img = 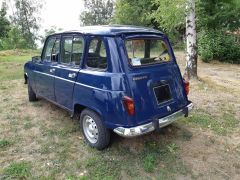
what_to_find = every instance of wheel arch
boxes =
[73,103,104,120]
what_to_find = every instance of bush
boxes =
[198,30,240,64]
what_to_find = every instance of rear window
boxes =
[125,39,171,66]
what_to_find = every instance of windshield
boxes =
[125,38,171,66]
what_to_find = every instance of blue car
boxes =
[24,25,193,150]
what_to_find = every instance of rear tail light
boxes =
[122,96,135,116]
[183,79,190,95]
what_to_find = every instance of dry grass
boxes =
[0,50,239,179]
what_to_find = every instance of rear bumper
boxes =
[113,102,193,137]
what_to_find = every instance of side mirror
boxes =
[32,56,41,62]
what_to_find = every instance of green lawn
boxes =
[0,50,40,81]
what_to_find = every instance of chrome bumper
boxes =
[113,102,193,137]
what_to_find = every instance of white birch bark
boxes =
[185,0,197,79]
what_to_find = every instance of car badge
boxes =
[167,106,171,112]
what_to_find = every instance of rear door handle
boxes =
[49,68,55,73]
[68,73,76,78]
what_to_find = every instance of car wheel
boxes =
[28,83,37,102]
[80,109,110,150]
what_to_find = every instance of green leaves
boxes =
[0,1,10,39]
[80,0,114,26]
[197,0,240,31]
[113,0,154,27]
[197,0,240,30]
[0,0,43,50]
[198,30,240,64]
[12,0,43,49]
[152,0,186,32]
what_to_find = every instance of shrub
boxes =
[198,30,240,64]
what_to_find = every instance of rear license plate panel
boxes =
[153,84,172,104]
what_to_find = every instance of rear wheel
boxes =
[80,109,110,150]
[28,83,37,102]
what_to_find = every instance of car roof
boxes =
[53,25,164,36]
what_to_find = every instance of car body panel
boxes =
[34,61,56,101]
[54,65,80,110]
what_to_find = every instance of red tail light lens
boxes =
[122,96,135,116]
[183,79,190,95]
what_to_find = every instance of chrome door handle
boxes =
[49,68,55,73]
[68,73,76,78]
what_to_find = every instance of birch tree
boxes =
[152,0,198,79]
[185,0,197,79]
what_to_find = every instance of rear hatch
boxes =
[123,35,189,125]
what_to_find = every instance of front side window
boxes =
[42,37,60,62]
[86,38,107,70]
[51,39,60,62]
[125,39,171,66]
[61,36,84,66]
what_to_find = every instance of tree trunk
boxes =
[185,0,197,80]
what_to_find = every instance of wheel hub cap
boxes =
[82,115,99,144]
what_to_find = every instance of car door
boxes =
[54,35,84,110]
[34,36,60,101]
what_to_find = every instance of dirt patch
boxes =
[175,51,240,179]
[180,130,240,179]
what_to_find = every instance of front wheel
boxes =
[80,109,110,150]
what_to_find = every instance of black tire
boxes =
[28,83,37,102]
[80,109,110,150]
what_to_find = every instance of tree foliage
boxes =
[80,0,114,26]
[113,0,158,28]
[0,1,10,39]
[0,0,43,50]
[40,26,63,44]
[11,0,43,48]
[151,0,186,44]
[197,0,240,31]
[198,30,240,64]
[114,0,240,63]
[152,0,185,32]
[197,0,240,63]
[1,27,27,49]
[113,0,185,43]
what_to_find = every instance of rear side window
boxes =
[62,37,72,64]
[61,36,84,66]
[42,37,60,62]
[125,39,171,66]
[72,37,84,65]
[86,38,107,70]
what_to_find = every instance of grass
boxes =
[42,125,79,137]
[0,139,11,148]
[0,49,239,179]
[181,110,239,135]
[143,153,157,172]
[0,49,40,81]
[3,162,32,179]
[81,140,190,179]
[84,156,119,179]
